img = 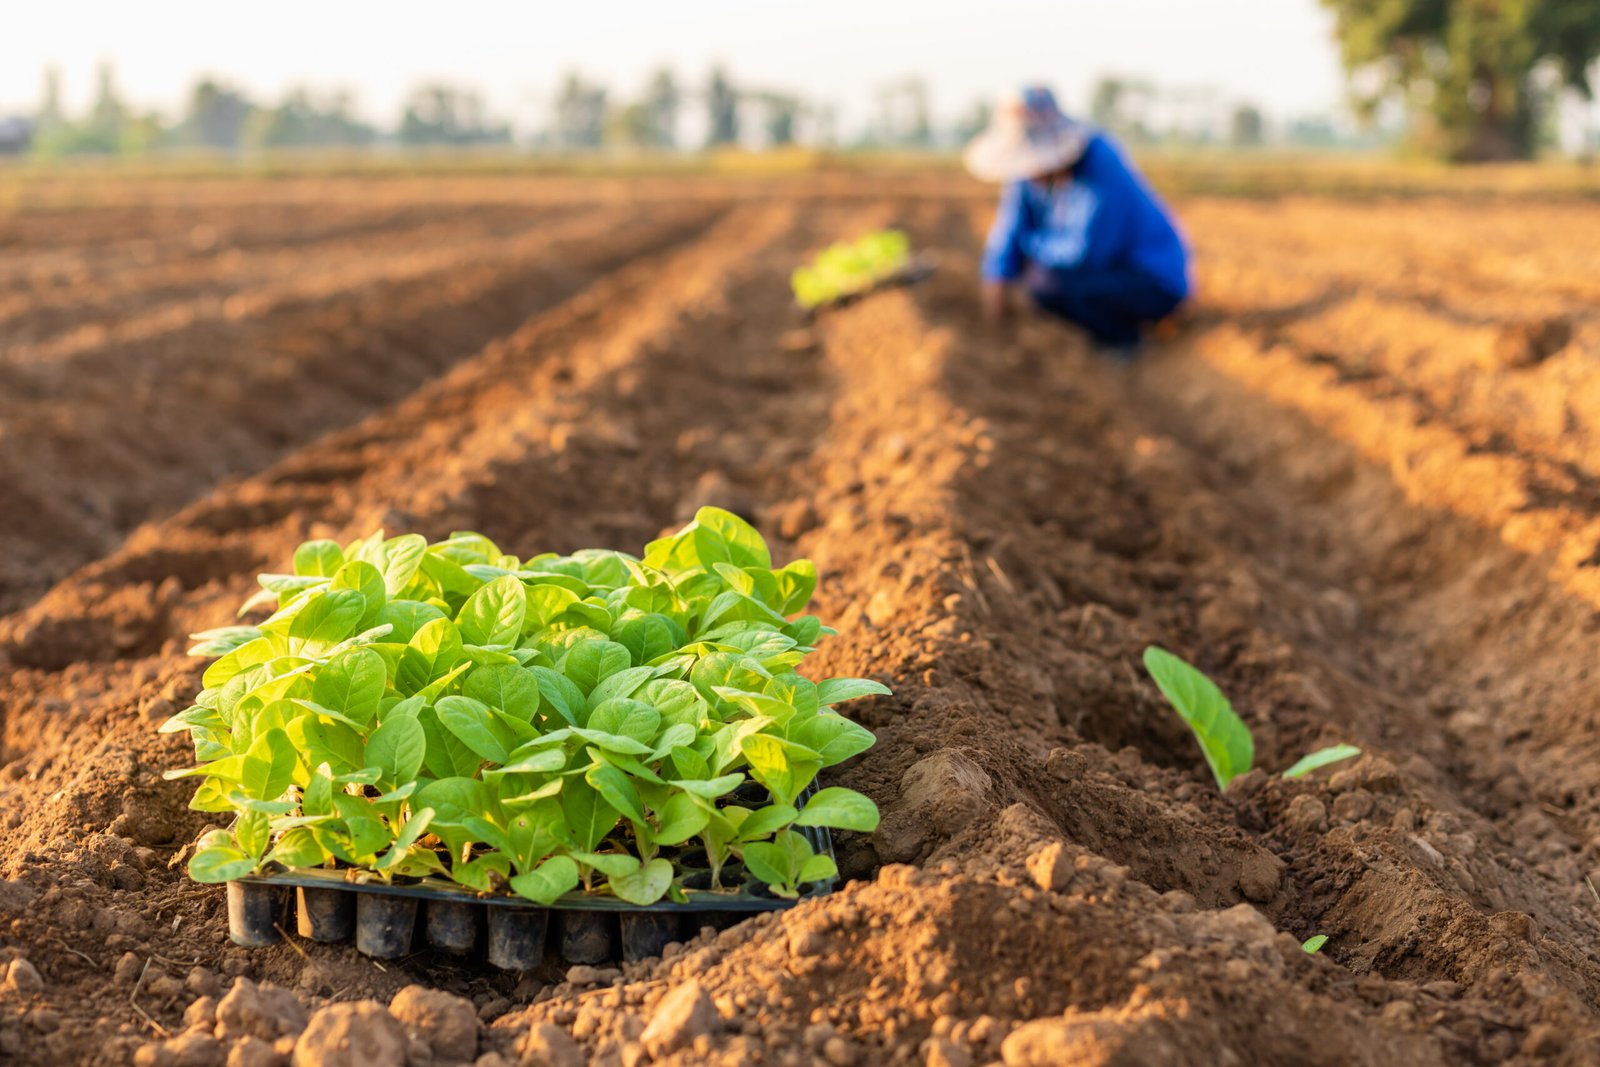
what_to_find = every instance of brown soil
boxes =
[3,176,1600,1065]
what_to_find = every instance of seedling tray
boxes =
[800,254,938,315]
[225,822,835,969]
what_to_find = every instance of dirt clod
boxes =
[517,1022,584,1067]
[640,980,718,1059]
[292,1001,407,1067]
[389,985,479,1063]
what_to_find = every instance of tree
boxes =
[1089,75,1154,141]
[551,72,607,149]
[706,66,739,147]
[1230,104,1265,147]
[400,85,511,148]
[1320,0,1600,161]
[181,79,255,152]
[644,68,680,149]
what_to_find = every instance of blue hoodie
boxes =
[980,131,1191,300]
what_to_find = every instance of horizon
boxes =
[4,1,1349,135]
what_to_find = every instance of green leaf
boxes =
[563,640,633,693]
[189,845,257,883]
[569,851,641,877]
[240,728,296,801]
[457,574,527,647]
[739,841,790,892]
[365,713,426,786]
[588,698,661,745]
[695,507,771,569]
[381,534,429,597]
[1303,935,1328,954]
[736,803,798,841]
[398,617,464,691]
[793,787,880,832]
[377,599,448,644]
[532,666,587,726]
[608,857,673,905]
[435,695,512,764]
[234,810,270,859]
[1142,646,1255,791]
[560,778,621,851]
[464,664,542,722]
[266,828,328,869]
[294,540,346,578]
[799,853,837,885]
[311,647,387,726]
[655,792,711,846]
[816,677,891,706]
[1283,744,1362,780]
[787,713,875,767]
[586,763,647,825]
[329,561,387,631]
[510,855,580,905]
[288,588,367,653]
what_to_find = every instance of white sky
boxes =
[2,1,1347,132]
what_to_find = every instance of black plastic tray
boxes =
[224,811,835,969]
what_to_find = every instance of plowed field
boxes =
[3,175,1600,1066]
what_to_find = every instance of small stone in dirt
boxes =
[4,957,42,994]
[822,1036,859,1067]
[142,696,176,723]
[389,985,478,1063]
[1026,842,1073,893]
[641,980,717,1059]
[1332,790,1375,822]
[875,750,991,864]
[218,978,309,1042]
[787,927,826,957]
[292,1002,406,1067]
[563,965,620,986]
[517,1022,583,1067]
[160,1031,225,1067]
[228,1035,288,1067]
[1236,849,1285,903]
[922,1036,972,1067]
[114,952,144,986]
[1284,795,1328,833]
[185,996,219,1032]
[1001,1016,1169,1066]
[187,967,222,997]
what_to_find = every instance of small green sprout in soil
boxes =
[1302,934,1329,954]
[791,229,912,309]
[164,507,888,906]
[1141,647,1361,790]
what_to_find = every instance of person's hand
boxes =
[982,281,1011,328]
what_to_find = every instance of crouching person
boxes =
[965,86,1191,358]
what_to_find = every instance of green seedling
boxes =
[1302,934,1329,954]
[1282,744,1362,779]
[167,508,890,906]
[791,229,912,309]
[1142,646,1254,790]
[1142,647,1361,791]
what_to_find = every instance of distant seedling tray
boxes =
[224,808,835,969]
[799,254,938,316]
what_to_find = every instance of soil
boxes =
[3,176,1600,1065]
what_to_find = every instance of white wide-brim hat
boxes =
[963,86,1090,183]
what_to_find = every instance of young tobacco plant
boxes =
[1141,647,1360,791]
[791,229,912,310]
[165,508,890,906]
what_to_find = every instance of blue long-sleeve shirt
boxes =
[980,131,1191,300]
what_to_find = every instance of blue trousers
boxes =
[1024,263,1184,347]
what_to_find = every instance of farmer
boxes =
[965,86,1191,357]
